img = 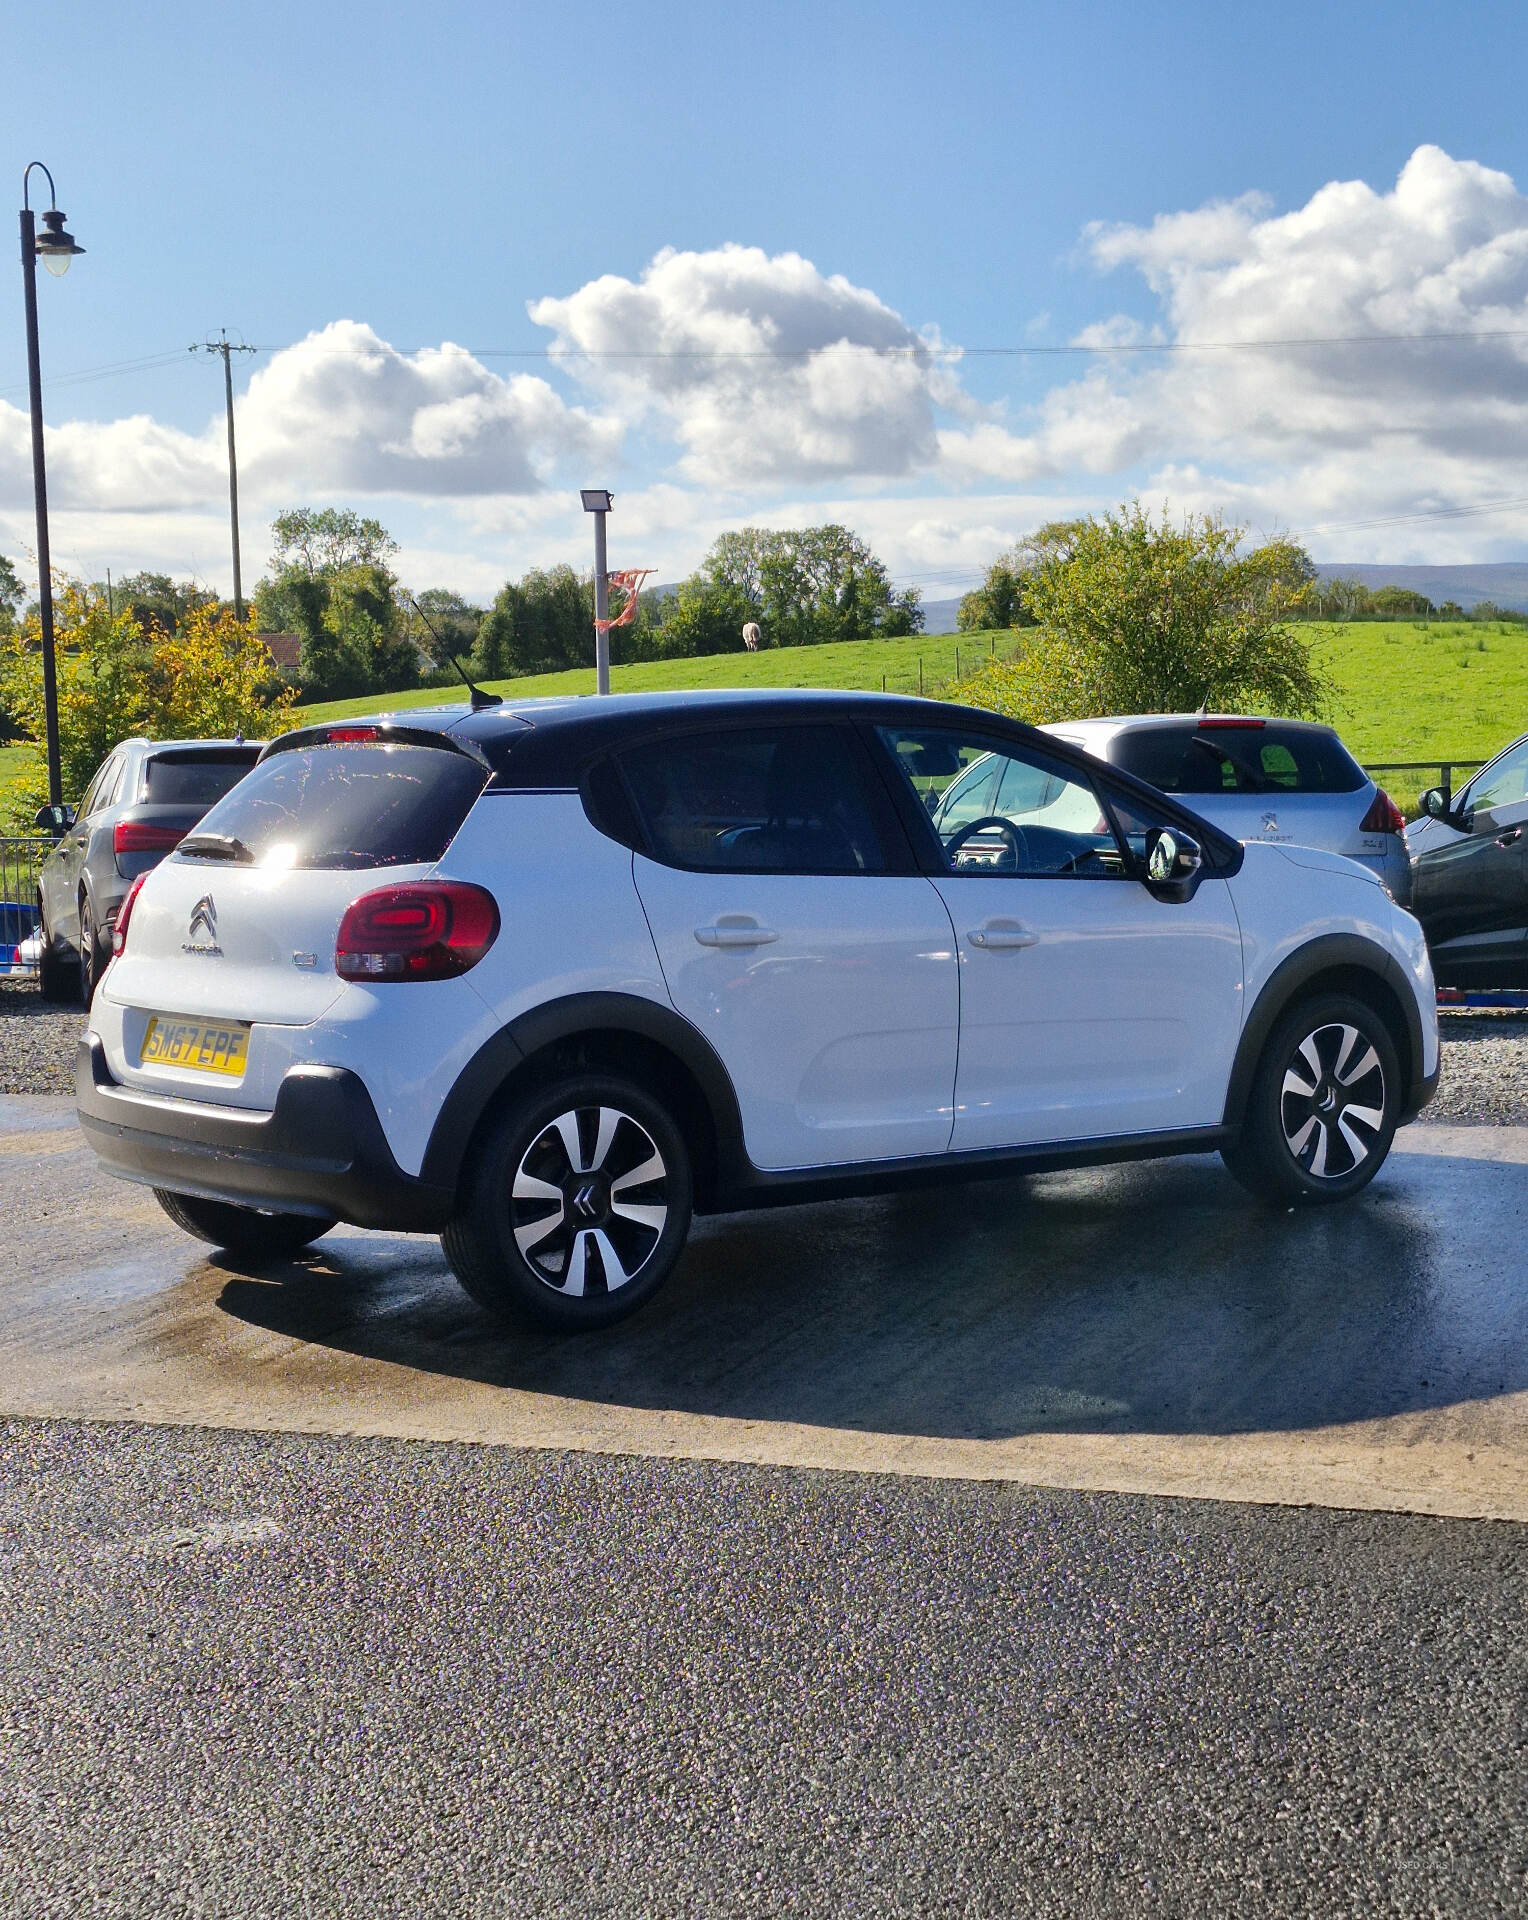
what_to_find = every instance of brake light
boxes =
[112,873,148,956]
[335,882,499,981]
[324,727,383,744]
[114,820,187,855]
[1360,787,1406,835]
[1197,717,1266,729]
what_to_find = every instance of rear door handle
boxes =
[968,920,1040,949]
[1498,827,1523,848]
[695,919,779,948]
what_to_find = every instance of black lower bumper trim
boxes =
[75,1036,454,1231]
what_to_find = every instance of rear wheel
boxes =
[154,1189,336,1260]
[36,904,77,1004]
[78,895,107,1007]
[1222,992,1401,1206]
[442,1073,693,1332]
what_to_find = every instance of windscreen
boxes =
[176,742,488,870]
[141,750,260,807]
[1110,724,1366,796]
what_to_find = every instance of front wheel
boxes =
[1222,993,1401,1206]
[78,895,107,1007]
[155,1189,336,1260]
[442,1074,693,1331]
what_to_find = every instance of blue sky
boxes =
[5,0,1528,600]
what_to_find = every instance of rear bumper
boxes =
[75,1035,454,1231]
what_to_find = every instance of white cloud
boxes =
[529,244,953,484]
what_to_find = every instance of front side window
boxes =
[1463,739,1528,815]
[879,728,1120,876]
[621,726,887,874]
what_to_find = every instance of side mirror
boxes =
[32,803,74,837]
[1421,787,1448,820]
[1144,827,1203,902]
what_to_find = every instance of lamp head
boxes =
[36,207,84,276]
[580,488,613,513]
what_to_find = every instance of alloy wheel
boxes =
[508,1105,670,1296]
[1279,1021,1387,1180]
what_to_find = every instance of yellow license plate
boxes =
[140,1015,250,1078]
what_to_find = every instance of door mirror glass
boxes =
[1420,787,1448,820]
[1144,827,1203,900]
[32,802,74,836]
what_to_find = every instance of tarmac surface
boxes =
[2,1417,1525,1918]
[4,1094,1528,1518]
[5,1097,1528,1914]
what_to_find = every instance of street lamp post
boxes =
[20,163,84,809]
[581,488,613,695]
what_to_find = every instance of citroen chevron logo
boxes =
[188,895,217,943]
[572,1181,601,1222]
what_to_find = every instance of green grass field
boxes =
[5,620,1522,807]
[297,620,1528,780]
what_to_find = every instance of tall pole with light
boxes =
[19,163,84,809]
[581,488,613,694]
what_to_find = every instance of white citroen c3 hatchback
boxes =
[78,691,1438,1330]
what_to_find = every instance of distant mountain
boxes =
[920,596,965,635]
[1317,562,1528,611]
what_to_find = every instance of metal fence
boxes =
[0,837,50,980]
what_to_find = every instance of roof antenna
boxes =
[407,594,501,710]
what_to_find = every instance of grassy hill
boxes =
[298,620,1528,776]
[6,620,1524,805]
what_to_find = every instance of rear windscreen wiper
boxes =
[1189,733,1270,793]
[178,832,255,862]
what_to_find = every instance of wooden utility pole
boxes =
[193,331,257,619]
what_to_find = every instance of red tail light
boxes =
[335,882,499,982]
[1359,787,1406,835]
[114,820,187,856]
[111,873,148,956]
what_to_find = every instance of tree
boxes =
[0,553,22,631]
[957,522,1091,631]
[254,509,410,698]
[408,589,483,671]
[475,566,595,679]
[100,570,218,636]
[0,578,296,826]
[267,508,398,578]
[664,524,920,652]
[955,502,1328,725]
[1371,585,1433,618]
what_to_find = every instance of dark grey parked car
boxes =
[35,737,262,1003]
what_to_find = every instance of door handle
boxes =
[968,920,1040,949]
[695,919,779,949]
[1497,827,1523,848]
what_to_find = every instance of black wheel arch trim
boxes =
[419,991,749,1206]
[1221,933,1434,1132]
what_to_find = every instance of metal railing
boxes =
[1361,759,1487,812]
[0,836,51,979]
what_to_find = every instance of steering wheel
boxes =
[944,815,1026,870]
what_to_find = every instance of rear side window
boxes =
[620,726,887,873]
[178,742,488,870]
[1110,724,1366,795]
[141,750,260,807]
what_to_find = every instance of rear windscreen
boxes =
[141,751,260,807]
[176,742,488,870]
[1110,725,1366,796]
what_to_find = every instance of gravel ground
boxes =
[0,978,81,1094]
[0,1418,1523,1918]
[4,975,1526,1121]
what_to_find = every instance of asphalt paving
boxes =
[5,1095,1528,1516]
[1,1416,1523,1918]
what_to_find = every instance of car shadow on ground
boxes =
[212,1146,1528,1441]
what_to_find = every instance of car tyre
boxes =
[442,1073,693,1332]
[154,1189,336,1260]
[36,905,77,1004]
[78,894,108,1007]
[1222,992,1401,1207]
